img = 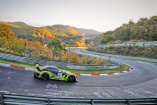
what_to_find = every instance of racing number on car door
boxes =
[57,73,62,77]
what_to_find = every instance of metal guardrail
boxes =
[0,93,157,105]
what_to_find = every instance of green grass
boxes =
[61,63,130,74]
[0,58,35,69]
[0,58,130,74]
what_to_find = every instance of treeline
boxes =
[101,16,157,44]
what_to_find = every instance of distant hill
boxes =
[0,22,83,44]
[11,22,33,29]
[73,27,103,39]
[93,34,104,45]
[0,21,103,45]
[0,21,33,30]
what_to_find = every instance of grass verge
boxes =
[0,58,35,69]
[61,63,130,74]
[0,58,130,74]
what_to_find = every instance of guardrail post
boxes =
[127,99,130,105]
[0,93,4,105]
[91,99,94,105]
[48,98,50,105]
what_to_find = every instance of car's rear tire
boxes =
[67,75,75,82]
[34,72,39,78]
[41,73,49,80]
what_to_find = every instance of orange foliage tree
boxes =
[62,52,72,63]
[23,40,51,60]
[0,24,15,41]
[72,53,79,64]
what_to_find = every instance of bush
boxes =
[87,57,96,64]
[79,55,87,64]
[53,56,61,62]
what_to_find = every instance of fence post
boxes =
[108,56,111,65]
[48,98,50,105]
[51,49,53,61]
[87,55,88,64]
[24,43,26,57]
[0,93,4,105]
[91,99,94,105]
[127,99,130,105]
[68,40,71,63]
[99,56,102,65]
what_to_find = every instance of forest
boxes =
[100,16,157,44]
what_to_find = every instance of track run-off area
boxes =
[0,48,157,99]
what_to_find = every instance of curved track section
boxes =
[0,48,157,99]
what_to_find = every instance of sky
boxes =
[0,0,157,32]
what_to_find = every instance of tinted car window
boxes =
[40,67,48,71]
[49,67,59,73]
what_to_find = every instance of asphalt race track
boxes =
[0,48,157,99]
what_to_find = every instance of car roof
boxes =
[42,66,59,69]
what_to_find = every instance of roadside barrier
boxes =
[0,52,120,70]
[0,93,157,105]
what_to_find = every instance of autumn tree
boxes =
[79,55,87,64]
[80,38,86,47]
[0,24,15,40]
[61,43,66,49]
[5,37,25,54]
[74,41,82,47]
[62,52,72,63]
[72,53,79,64]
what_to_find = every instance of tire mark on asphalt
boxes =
[93,88,122,98]
[44,83,74,98]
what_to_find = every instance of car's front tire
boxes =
[67,75,76,82]
[41,73,49,80]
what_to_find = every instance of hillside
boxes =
[0,21,33,30]
[0,21,104,45]
[0,22,79,45]
[93,16,157,45]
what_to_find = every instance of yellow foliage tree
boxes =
[74,41,82,47]
[0,24,15,41]
[62,52,72,63]
[95,58,106,65]
[79,55,87,64]
[80,38,86,47]
[72,53,79,64]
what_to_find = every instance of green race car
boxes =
[34,66,78,82]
